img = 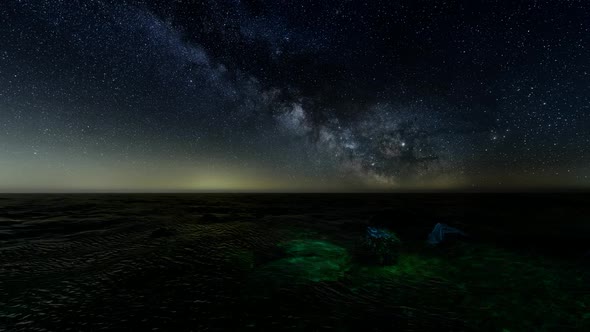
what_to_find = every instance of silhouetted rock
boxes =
[427,223,466,245]
[368,209,435,240]
[359,227,401,265]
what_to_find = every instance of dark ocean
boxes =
[1,194,589,331]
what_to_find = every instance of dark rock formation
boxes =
[360,227,401,266]
[427,223,466,245]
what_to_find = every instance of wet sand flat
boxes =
[0,194,589,331]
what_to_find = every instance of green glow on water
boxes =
[260,239,351,282]
[240,234,590,331]
[357,254,448,280]
[280,239,348,259]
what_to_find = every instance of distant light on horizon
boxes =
[0,1,589,192]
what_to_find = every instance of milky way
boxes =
[1,0,589,191]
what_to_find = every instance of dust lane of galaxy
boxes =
[1,0,589,191]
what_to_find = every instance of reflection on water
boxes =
[0,194,589,331]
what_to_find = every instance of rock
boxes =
[150,227,175,238]
[427,223,466,245]
[360,227,401,266]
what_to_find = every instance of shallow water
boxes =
[0,194,589,331]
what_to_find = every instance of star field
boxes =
[0,0,589,191]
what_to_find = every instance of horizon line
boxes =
[0,188,588,194]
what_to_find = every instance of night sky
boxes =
[1,0,589,192]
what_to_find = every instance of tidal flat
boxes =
[0,194,589,331]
